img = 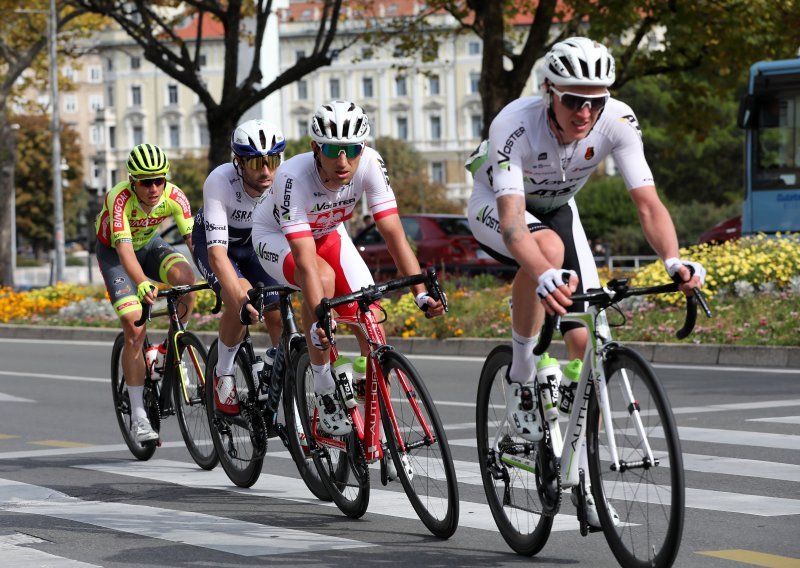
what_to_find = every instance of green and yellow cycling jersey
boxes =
[95,181,193,250]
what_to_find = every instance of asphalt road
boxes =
[0,337,798,567]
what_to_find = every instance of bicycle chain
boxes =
[243,399,268,459]
[536,423,562,517]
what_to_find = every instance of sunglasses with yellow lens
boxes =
[241,154,281,171]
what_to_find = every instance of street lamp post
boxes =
[49,0,65,283]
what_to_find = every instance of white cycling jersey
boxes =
[466,96,654,214]
[202,162,264,248]
[254,146,398,240]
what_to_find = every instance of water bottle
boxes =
[257,346,276,402]
[536,352,561,421]
[333,356,357,409]
[144,344,159,377]
[352,356,367,402]
[558,359,583,416]
[153,340,168,379]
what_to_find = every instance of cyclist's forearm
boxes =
[497,196,552,279]
[631,186,680,260]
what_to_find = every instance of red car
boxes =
[352,213,512,278]
[698,215,742,244]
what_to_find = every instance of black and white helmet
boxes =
[230,119,285,158]
[543,37,615,87]
[309,100,370,144]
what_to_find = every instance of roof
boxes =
[173,12,225,39]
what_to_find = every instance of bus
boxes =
[738,58,800,235]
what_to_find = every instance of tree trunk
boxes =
[205,107,241,174]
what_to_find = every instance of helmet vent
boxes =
[259,130,267,150]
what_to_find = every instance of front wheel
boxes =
[173,332,218,470]
[380,350,459,538]
[476,345,553,556]
[586,346,685,568]
[294,355,369,518]
[205,340,265,488]
[111,333,157,461]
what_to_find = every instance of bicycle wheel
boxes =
[173,332,218,470]
[110,333,157,461]
[294,355,369,518]
[586,346,685,568]
[476,345,553,556]
[380,350,459,538]
[282,343,332,501]
[205,340,265,488]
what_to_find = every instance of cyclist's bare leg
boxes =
[165,260,196,324]
[297,256,336,367]
[120,310,147,387]
[218,277,282,348]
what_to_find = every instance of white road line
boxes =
[748,415,800,425]
[76,459,582,533]
[0,477,371,557]
[675,427,800,450]
[0,533,101,567]
[0,370,107,383]
[0,392,35,403]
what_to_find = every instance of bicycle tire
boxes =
[586,346,685,568]
[379,350,459,538]
[173,332,218,470]
[205,340,265,488]
[294,356,369,518]
[110,332,157,461]
[476,345,553,556]
[282,343,332,501]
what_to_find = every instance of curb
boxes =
[1,324,798,369]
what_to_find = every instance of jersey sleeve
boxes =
[609,110,656,190]
[108,187,133,247]
[167,185,194,237]
[487,116,529,198]
[276,172,313,240]
[363,152,398,221]
[202,172,230,248]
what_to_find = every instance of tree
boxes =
[0,1,92,284]
[68,0,349,172]
[14,115,86,258]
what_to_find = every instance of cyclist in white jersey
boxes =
[252,100,445,435]
[467,37,706,527]
[192,119,285,415]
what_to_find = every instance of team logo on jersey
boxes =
[620,115,642,137]
[475,205,501,233]
[113,277,125,285]
[584,147,595,160]
[537,152,548,161]
[496,126,525,169]
[377,158,391,187]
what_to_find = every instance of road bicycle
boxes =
[295,268,459,539]
[111,282,217,469]
[477,278,711,567]
[204,284,329,499]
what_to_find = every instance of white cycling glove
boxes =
[664,257,706,286]
[536,268,577,299]
[309,320,336,350]
[415,292,433,312]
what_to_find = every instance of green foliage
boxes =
[14,114,87,255]
[169,155,207,213]
[574,175,648,254]
[285,136,312,159]
[669,200,741,247]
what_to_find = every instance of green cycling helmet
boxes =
[126,143,170,179]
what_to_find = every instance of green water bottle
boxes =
[558,359,583,416]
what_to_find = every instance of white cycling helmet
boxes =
[543,37,615,87]
[309,100,370,145]
[230,119,286,157]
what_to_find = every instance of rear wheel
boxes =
[173,332,217,470]
[294,356,369,518]
[205,340,265,488]
[111,333,157,461]
[380,350,459,538]
[587,346,685,568]
[476,346,553,556]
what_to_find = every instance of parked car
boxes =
[352,213,513,279]
[698,215,741,245]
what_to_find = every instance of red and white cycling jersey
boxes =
[254,146,398,241]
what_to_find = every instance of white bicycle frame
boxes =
[498,303,657,490]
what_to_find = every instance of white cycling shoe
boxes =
[315,390,352,435]
[506,383,543,442]
[131,417,158,443]
[572,488,621,529]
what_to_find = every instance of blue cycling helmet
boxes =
[230,119,286,157]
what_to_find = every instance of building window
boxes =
[295,49,306,62]
[329,78,340,99]
[297,119,308,138]
[106,85,115,108]
[468,41,482,55]
[132,125,144,146]
[106,58,114,72]
[297,79,308,100]
[396,116,408,140]
[199,125,210,147]
[63,66,75,81]
[470,71,481,94]
[198,53,207,67]
[131,85,142,106]
[361,47,373,60]
[471,114,482,138]
[89,95,103,111]
[169,124,180,148]
[395,75,407,96]
[428,74,440,95]
[168,84,178,105]
[109,126,116,149]
[422,43,438,60]
[362,77,373,98]
[431,161,444,184]
[63,95,77,113]
[130,56,141,70]
[89,125,103,145]
[89,65,102,83]
[430,115,442,140]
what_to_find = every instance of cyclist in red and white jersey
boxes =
[467,37,706,527]
[252,100,445,435]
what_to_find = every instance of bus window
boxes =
[754,92,799,188]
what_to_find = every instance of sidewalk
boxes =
[1,324,798,369]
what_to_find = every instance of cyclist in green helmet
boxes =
[95,143,197,443]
